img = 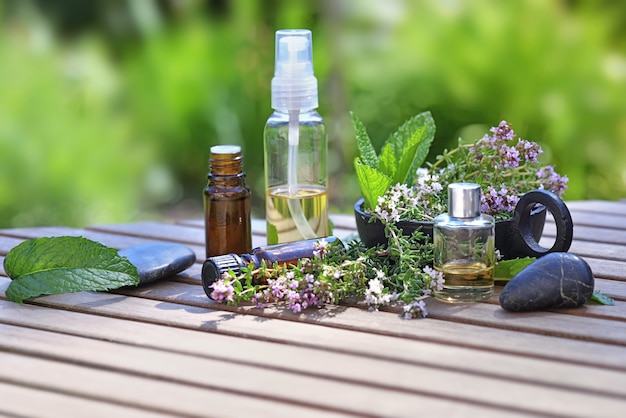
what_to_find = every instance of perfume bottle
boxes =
[264,29,329,244]
[201,236,342,298]
[433,183,495,302]
[204,145,252,258]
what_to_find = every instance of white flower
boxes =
[416,167,429,178]
[423,265,445,291]
[402,300,428,319]
[365,278,391,309]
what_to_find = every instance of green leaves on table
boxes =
[589,291,615,306]
[351,111,436,210]
[4,236,139,303]
[494,257,536,280]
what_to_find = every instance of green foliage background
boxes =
[1,0,625,228]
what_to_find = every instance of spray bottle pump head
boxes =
[271,29,318,112]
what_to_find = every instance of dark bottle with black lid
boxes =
[202,236,343,298]
[204,145,252,258]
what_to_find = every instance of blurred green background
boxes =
[1,0,625,228]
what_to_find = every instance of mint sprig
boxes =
[352,111,436,209]
[4,236,139,303]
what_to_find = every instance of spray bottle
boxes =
[264,29,329,244]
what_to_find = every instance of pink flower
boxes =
[210,279,235,303]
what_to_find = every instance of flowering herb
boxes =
[366,119,568,222]
[209,226,442,318]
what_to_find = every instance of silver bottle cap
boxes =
[448,182,481,218]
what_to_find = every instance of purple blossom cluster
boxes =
[536,165,569,196]
[490,120,515,141]
[481,184,520,216]
[251,268,334,313]
[470,121,543,170]
[409,120,568,220]
[210,276,235,302]
[312,238,331,259]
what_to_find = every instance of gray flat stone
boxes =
[119,243,196,285]
[499,252,594,312]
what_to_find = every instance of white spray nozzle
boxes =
[271,29,318,111]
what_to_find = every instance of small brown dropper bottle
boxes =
[201,236,343,298]
[204,145,252,258]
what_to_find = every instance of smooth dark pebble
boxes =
[499,252,594,312]
[119,243,196,285]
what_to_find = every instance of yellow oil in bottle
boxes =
[434,261,494,302]
[266,185,328,244]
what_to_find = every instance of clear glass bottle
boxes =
[204,145,252,258]
[201,236,342,296]
[264,29,329,244]
[433,183,495,302]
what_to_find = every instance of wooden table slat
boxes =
[0,381,175,418]
[565,200,626,216]
[1,351,357,418]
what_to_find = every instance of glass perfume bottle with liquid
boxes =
[264,29,329,244]
[433,183,495,302]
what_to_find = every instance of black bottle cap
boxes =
[201,254,246,299]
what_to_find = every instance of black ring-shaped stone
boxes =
[512,190,573,257]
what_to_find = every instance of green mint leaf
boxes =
[384,111,436,185]
[4,236,139,303]
[351,111,378,169]
[589,291,615,306]
[378,143,397,179]
[355,158,393,210]
[395,125,426,184]
[494,257,536,280]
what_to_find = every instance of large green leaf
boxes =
[395,125,426,184]
[378,143,397,179]
[351,111,378,169]
[4,236,139,303]
[384,111,436,185]
[355,158,393,210]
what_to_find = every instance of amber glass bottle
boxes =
[204,145,252,258]
[201,236,342,297]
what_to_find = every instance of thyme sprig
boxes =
[209,221,442,318]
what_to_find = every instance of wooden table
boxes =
[1,200,626,417]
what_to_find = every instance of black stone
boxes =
[499,252,594,312]
[119,243,196,285]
